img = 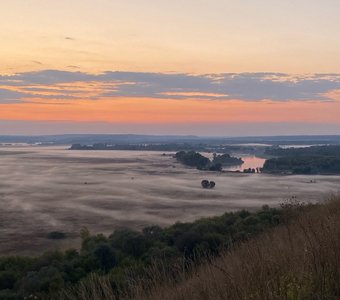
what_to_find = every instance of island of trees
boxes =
[263,145,340,174]
[175,151,243,171]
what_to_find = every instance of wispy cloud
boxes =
[66,65,81,69]
[0,70,339,104]
[0,89,28,103]
[31,61,43,65]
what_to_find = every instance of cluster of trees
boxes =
[212,153,243,166]
[175,151,211,170]
[243,168,261,174]
[201,180,216,189]
[0,207,282,299]
[263,156,340,174]
[265,145,340,157]
[175,151,243,171]
[263,145,340,174]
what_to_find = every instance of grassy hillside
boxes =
[61,198,340,300]
[1,198,338,299]
[138,198,340,300]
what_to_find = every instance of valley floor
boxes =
[1,145,340,255]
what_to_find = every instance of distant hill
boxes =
[1,134,340,145]
[0,134,200,145]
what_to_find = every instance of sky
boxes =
[0,0,340,136]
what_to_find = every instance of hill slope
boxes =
[138,198,340,300]
[62,198,340,300]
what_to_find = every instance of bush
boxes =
[110,229,149,258]
[46,231,66,240]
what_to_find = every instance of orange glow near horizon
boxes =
[0,1,339,135]
[1,97,340,125]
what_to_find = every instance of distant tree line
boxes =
[263,145,340,174]
[243,168,261,174]
[69,143,264,155]
[70,143,207,152]
[265,145,340,157]
[263,156,340,174]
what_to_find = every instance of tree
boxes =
[94,244,117,271]
[174,231,202,255]
[110,229,149,258]
[201,180,210,188]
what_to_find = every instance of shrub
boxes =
[46,231,66,240]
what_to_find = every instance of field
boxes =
[1,145,340,255]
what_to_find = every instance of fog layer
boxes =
[0,146,339,255]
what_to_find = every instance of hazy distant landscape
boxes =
[1,144,340,255]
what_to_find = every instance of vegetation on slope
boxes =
[1,196,339,300]
[133,198,340,300]
[0,207,281,299]
[56,198,340,300]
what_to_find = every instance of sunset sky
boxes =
[1,0,340,136]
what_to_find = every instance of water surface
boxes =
[224,155,266,172]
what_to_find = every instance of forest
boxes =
[0,206,282,299]
[263,145,340,174]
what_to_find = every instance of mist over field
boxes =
[1,145,340,255]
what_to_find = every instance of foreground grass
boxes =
[138,199,340,300]
[63,198,340,300]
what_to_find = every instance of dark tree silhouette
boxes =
[201,180,210,189]
[201,180,216,189]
